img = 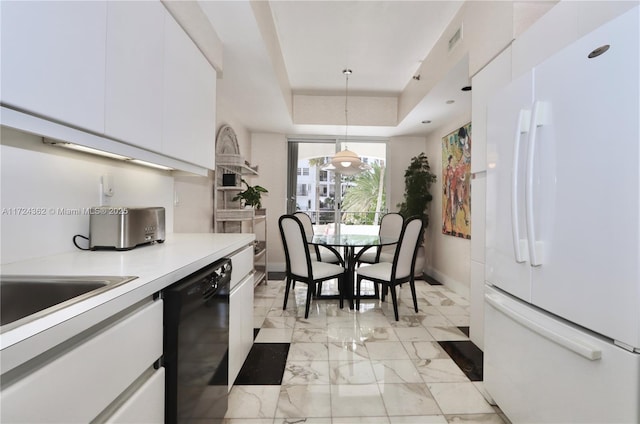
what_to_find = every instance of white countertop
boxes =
[0,232,255,374]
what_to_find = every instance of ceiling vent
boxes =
[448,25,463,52]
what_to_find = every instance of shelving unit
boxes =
[214,126,267,286]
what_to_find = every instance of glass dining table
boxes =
[308,232,398,309]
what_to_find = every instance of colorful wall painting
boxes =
[442,123,472,239]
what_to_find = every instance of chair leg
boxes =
[304,283,313,319]
[389,284,400,321]
[356,276,362,311]
[409,277,419,313]
[338,276,344,309]
[317,282,323,297]
[283,276,292,310]
[374,283,380,299]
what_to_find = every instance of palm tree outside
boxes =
[340,162,386,225]
[294,141,387,226]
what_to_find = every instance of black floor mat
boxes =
[423,274,443,285]
[233,343,290,385]
[267,271,286,281]
[438,340,483,381]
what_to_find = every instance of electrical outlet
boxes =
[102,174,114,197]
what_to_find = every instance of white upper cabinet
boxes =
[163,13,216,170]
[106,2,216,169]
[1,1,216,171]
[0,1,107,134]
[470,47,512,174]
[105,1,165,152]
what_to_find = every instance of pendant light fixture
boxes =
[329,69,364,175]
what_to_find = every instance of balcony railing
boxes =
[296,210,387,227]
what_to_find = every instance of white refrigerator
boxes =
[484,6,640,423]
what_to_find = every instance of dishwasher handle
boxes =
[203,262,232,300]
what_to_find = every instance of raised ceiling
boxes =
[200,1,470,138]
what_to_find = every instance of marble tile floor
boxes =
[222,278,510,424]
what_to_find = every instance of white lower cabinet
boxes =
[230,245,254,289]
[106,367,165,424]
[229,273,255,391]
[0,299,163,423]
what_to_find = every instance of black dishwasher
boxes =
[163,258,231,424]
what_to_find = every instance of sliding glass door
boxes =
[287,139,387,230]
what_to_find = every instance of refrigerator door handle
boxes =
[525,100,549,266]
[485,293,602,361]
[511,109,531,263]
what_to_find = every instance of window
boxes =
[296,183,309,196]
[287,140,388,225]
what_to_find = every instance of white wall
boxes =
[423,112,473,298]
[387,136,427,217]
[173,171,214,233]
[0,127,174,264]
[173,97,253,233]
[399,1,515,123]
[250,132,288,271]
[0,106,261,264]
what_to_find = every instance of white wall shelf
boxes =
[214,125,267,287]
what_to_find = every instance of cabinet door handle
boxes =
[525,100,549,266]
[511,109,530,263]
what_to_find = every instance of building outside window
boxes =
[289,141,387,225]
[296,183,309,196]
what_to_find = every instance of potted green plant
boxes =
[397,152,437,231]
[397,153,437,277]
[232,178,268,209]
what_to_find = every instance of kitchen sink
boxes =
[0,275,137,331]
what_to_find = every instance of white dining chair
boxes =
[355,212,403,299]
[355,216,423,321]
[294,212,344,296]
[294,212,344,264]
[279,214,346,318]
[357,212,404,265]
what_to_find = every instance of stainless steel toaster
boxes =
[89,206,165,250]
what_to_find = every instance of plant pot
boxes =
[414,246,425,277]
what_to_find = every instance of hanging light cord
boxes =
[343,69,352,144]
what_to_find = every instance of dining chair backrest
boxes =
[379,212,404,239]
[391,216,423,280]
[379,212,403,254]
[294,211,343,266]
[279,215,312,278]
[293,212,314,238]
